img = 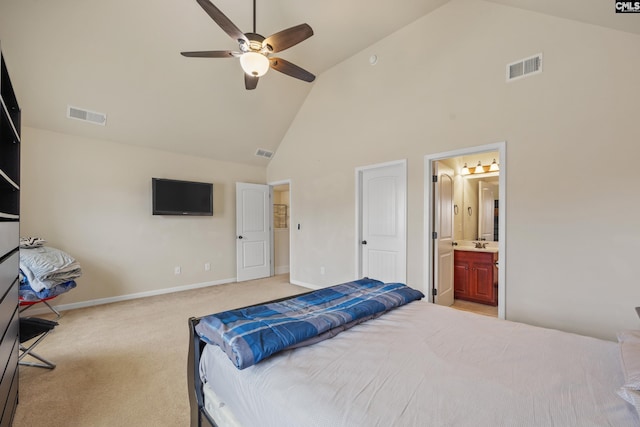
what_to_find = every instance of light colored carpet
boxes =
[14,275,304,427]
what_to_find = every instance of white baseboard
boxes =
[30,277,237,315]
[290,279,321,290]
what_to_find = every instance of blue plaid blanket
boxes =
[196,278,424,369]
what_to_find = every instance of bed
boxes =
[188,279,640,427]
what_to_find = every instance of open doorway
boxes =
[235,181,291,282]
[271,181,291,277]
[425,142,506,319]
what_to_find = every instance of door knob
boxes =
[238,236,243,239]
[361,240,367,245]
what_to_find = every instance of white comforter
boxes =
[201,300,638,427]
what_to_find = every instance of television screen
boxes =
[152,178,213,216]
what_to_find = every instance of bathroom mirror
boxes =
[450,151,500,242]
[461,175,499,241]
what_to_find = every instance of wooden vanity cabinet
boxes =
[454,250,498,306]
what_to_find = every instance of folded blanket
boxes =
[19,246,82,292]
[19,280,77,302]
[196,278,424,370]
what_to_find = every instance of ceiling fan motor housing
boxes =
[241,33,269,53]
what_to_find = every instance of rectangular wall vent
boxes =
[506,53,542,82]
[255,148,274,159]
[67,105,107,126]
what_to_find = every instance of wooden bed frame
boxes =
[188,291,312,427]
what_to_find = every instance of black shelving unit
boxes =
[0,44,21,426]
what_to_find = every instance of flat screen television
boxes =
[152,178,213,216]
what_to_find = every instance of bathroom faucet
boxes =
[474,241,488,249]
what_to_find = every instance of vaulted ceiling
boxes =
[0,0,637,166]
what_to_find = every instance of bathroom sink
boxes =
[454,242,498,253]
[455,246,498,253]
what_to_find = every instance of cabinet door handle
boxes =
[361,240,367,245]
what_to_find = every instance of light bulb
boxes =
[489,159,499,171]
[240,52,270,77]
[474,161,484,174]
[461,163,470,175]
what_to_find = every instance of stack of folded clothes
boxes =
[19,237,82,301]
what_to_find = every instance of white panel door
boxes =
[433,162,454,306]
[236,183,271,282]
[360,162,406,283]
[478,181,495,241]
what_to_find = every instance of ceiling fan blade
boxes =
[181,50,238,58]
[269,58,315,83]
[245,74,259,90]
[263,24,313,53]
[196,0,248,43]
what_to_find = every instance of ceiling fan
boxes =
[181,0,316,90]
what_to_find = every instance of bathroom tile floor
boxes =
[451,299,498,317]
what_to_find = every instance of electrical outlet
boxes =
[174,266,181,275]
[204,262,211,271]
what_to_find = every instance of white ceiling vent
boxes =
[255,148,274,159]
[506,53,542,82]
[67,105,107,126]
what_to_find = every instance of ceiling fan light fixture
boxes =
[240,52,270,77]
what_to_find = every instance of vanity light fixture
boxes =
[460,159,500,175]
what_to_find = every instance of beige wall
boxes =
[21,127,266,306]
[267,0,640,339]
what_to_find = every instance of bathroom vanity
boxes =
[454,248,498,306]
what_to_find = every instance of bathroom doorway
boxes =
[424,142,506,319]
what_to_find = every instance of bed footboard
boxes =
[188,290,312,426]
[188,317,217,427]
